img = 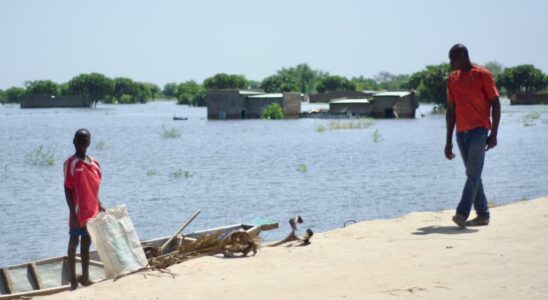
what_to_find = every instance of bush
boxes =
[261,103,284,119]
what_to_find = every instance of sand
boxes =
[40,196,548,300]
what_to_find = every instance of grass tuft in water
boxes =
[161,125,181,138]
[26,145,55,166]
[317,118,374,132]
[170,169,192,178]
[297,164,308,173]
[146,170,157,176]
[94,140,106,150]
[372,129,382,142]
[522,112,541,126]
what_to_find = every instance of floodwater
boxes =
[1,100,547,266]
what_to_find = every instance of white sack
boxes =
[87,205,147,278]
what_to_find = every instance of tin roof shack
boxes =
[20,94,89,108]
[246,92,301,118]
[206,90,301,119]
[329,99,372,117]
[510,93,548,105]
[206,90,262,119]
[310,90,377,103]
[371,91,418,118]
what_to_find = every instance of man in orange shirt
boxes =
[64,129,105,290]
[445,44,501,228]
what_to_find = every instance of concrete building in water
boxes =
[326,91,418,118]
[20,95,89,108]
[205,90,301,119]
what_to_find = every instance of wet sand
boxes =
[41,196,548,300]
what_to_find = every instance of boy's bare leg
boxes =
[78,234,94,286]
[67,235,80,290]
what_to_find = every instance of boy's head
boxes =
[73,129,91,153]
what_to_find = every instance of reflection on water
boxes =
[1,100,547,266]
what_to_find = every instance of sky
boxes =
[0,0,547,89]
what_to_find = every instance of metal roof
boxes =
[330,98,370,104]
[373,91,411,97]
[239,90,264,95]
[247,93,284,98]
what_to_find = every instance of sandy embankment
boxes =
[42,196,548,300]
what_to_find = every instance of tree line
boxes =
[1,63,546,108]
[0,74,161,107]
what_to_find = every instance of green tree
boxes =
[408,63,451,108]
[203,73,248,90]
[351,76,379,91]
[66,73,114,107]
[3,87,26,103]
[276,63,327,94]
[484,61,504,79]
[0,89,4,104]
[113,77,136,101]
[317,75,356,93]
[248,80,261,90]
[260,74,300,93]
[497,64,546,95]
[176,80,206,106]
[145,83,161,99]
[25,80,60,96]
[261,103,284,119]
[162,82,178,98]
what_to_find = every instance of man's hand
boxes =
[486,134,497,151]
[445,143,456,160]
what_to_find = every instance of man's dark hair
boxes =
[74,128,91,140]
[449,44,469,59]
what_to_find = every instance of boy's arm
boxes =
[98,199,106,212]
[65,187,79,228]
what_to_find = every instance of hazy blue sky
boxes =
[1,0,546,89]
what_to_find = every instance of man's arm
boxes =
[486,97,501,151]
[65,187,79,228]
[445,102,456,160]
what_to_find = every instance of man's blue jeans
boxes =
[455,127,490,220]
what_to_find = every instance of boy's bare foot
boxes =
[70,279,79,291]
[77,274,95,287]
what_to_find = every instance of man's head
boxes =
[73,128,91,154]
[449,44,471,71]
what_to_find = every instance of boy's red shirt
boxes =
[447,65,499,132]
[64,155,102,227]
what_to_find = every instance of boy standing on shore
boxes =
[445,44,501,228]
[64,129,104,290]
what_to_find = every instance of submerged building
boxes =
[205,90,301,119]
[326,91,418,118]
[20,95,89,108]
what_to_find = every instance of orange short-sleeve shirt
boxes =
[447,65,499,132]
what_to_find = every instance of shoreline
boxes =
[40,196,548,299]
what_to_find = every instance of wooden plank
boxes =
[27,263,42,290]
[0,285,70,300]
[0,268,15,295]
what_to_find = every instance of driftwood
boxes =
[266,216,313,247]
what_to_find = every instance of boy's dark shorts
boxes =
[69,227,89,237]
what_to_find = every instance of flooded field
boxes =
[1,100,547,266]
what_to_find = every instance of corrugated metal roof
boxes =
[247,93,284,98]
[374,91,411,97]
[330,99,370,104]
[239,90,264,95]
